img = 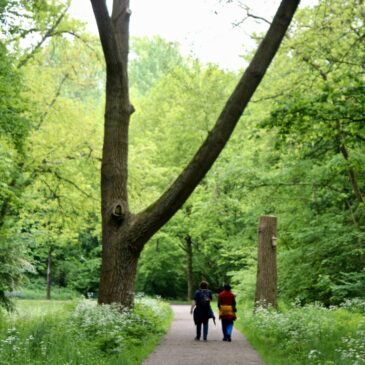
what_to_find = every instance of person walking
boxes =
[190,281,215,341]
[218,284,237,342]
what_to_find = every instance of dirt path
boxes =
[143,305,266,365]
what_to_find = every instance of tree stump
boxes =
[255,215,277,308]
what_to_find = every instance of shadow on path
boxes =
[143,305,266,365]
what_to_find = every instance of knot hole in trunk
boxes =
[111,200,127,225]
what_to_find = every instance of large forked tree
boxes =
[90,0,300,307]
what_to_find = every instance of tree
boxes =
[257,0,365,304]
[129,36,184,96]
[0,0,92,308]
[91,0,301,307]
[0,0,32,310]
[18,35,104,299]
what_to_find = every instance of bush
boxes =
[0,296,172,364]
[239,301,365,365]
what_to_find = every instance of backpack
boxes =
[199,289,211,307]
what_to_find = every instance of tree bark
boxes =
[92,0,300,307]
[255,216,277,308]
[91,0,135,306]
[46,247,52,300]
[186,235,193,301]
[98,233,140,306]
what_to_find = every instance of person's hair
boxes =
[223,284,231,291]
[200,281,208,289]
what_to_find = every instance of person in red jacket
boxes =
[218,284,237,341]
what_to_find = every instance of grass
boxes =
[236,299,365,365]
[0,296,173,365]
[12,299,76,317]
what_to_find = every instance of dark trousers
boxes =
[221,319,234,340]
[196,320,209,340]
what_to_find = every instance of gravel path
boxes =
[143,305,266,365]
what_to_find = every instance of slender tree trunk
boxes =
[47,247,52,300]
[186,235,193,300]
[255,215,277,308]
[335,121,364,204]
[0,178,17,229]
[92,0,300,307]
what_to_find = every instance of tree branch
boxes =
[53,171,95,199]
[17,3,70,68]
[36,73,69,130]
[232,4,272,28]
[251,92,285,103]
[90,0,120,64]
[134,0,301,247]
[300,54,328,81]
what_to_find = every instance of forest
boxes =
[0,0,364,364]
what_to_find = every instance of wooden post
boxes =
[255,215,277,308]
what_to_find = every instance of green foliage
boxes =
[0,0,102,309]
[0,39,32,307]
[18,280,81,300]
[332,271,365,301]
[131,61,239,297]
[0,4,30,310]
[2,0,84,67]
[278,211,365,305]
[129,36,184,96]
[57,230,101,295]
[239,302,365,365]
[129,61,236,210]
[1,0,364,317]
[230,0,365,305]
[12,34,103,302]
[0,44,29,151]
[136,236,187,299]
[0,235,33,310]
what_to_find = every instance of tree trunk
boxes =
[335,121,364,204]
[186,235,193,301]
[255,215,277,308]
[0,178,17,229]
[91,0,300,307]
[98,229,141,307]
[46,247,52,300]
[91,0,135,306]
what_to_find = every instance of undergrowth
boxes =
[238,299,365,365]
[0,295,172,365]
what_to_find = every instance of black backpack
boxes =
[199,289,211,307]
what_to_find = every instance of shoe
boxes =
[223,338,228,341]
[203,338,207,341]
[194,337,200,341]
[227,336,231,342]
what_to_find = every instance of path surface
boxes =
[143,305,266,365]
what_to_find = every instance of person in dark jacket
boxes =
[190,281,215,341]
[218,284,237,341]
